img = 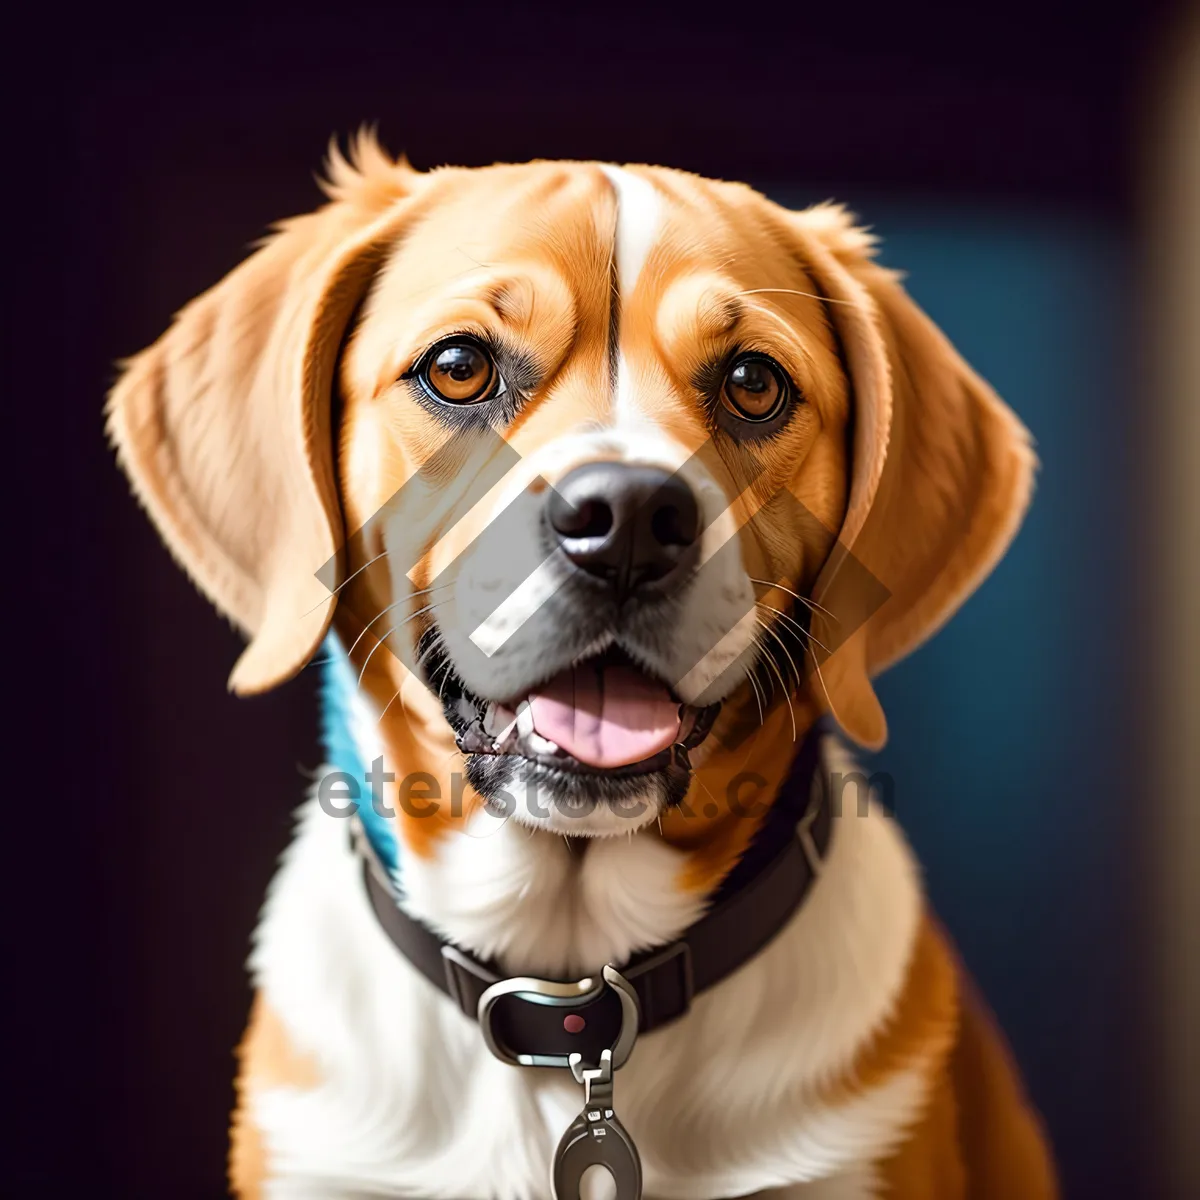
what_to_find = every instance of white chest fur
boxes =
[247,737,926,1200]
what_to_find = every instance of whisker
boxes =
[757,600,832,658]
[749,630,776,700]
[745,301,821,348]
[798,595,837,623]
[398,666,435,728]
[307,582,453,667]
[433,638,455,710]
[380,629,446,725]
[735,287,855,306]
[756,600,809,641]
[413,629,443,677]
[692,772,722,813]
[357,601,445,687]
[343,597,408,657]
[810,655,839,730]
[756,609,805,695]
[745,666,767,727]
[300,548,392,617]
[346,585,451,661]
[408,581,454,600]
[376,687,402,722]
[749,577,839,624]
[755,618,798,741]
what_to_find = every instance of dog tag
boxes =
[552,1049,642,1200]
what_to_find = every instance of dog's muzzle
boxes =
[418,458,733,818]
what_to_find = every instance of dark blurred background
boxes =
[11,2,1198,1197]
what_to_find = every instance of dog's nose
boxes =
[547,462,700,596]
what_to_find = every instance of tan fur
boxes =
[105,158,425,694]
[787,209,1037,750]
[832,918,1056,1198]
[110,139,1053,1198]
[229,995,321,1198]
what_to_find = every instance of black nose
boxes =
[547,462,701,597]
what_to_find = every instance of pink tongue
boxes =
[528,665,681,768]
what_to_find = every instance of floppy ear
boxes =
[794,205,1037,750]
[107,135,419,694]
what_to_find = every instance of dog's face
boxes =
[334,163,851,835]
[109,142,1034,860]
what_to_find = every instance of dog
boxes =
[108,135,1057,1199]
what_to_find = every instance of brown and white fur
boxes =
[108,136,1057,1199]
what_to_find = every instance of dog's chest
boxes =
[248,752,926,1199]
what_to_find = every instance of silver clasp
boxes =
[476,963,641,1073]
[477,964,644,1200]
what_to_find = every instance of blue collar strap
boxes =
[320,633,399,874]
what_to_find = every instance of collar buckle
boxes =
[477,963,641,1073]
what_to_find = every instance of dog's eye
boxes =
[417,338,502,404]
[721,354,790,422]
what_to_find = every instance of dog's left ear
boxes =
[793,205,1037,750]
[107,135,418,695]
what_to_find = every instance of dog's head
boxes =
[109,138,1034,849]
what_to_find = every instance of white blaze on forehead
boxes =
[600,165,663,422]
[600,164,662,296]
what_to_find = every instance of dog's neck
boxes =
[322,637,825,978]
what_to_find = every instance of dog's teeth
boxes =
[493,718,520,750]
[528,731,560,755]
[677,707,696,739]
[517,700,558,752]
[483,703,513,737]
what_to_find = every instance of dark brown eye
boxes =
[420,339,499,404]
[721,355,789,422]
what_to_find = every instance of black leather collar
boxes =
[355,722,833,1070]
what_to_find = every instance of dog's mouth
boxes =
[425,634,721,779]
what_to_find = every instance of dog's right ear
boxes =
[792,203,1036,751]
[107,133,419,695]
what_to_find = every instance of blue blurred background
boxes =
[806,203,1142,1190]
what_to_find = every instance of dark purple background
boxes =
[10,2,1177,1196]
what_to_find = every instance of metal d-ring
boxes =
[551,970,645,1200]
[477,963,642,1073]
